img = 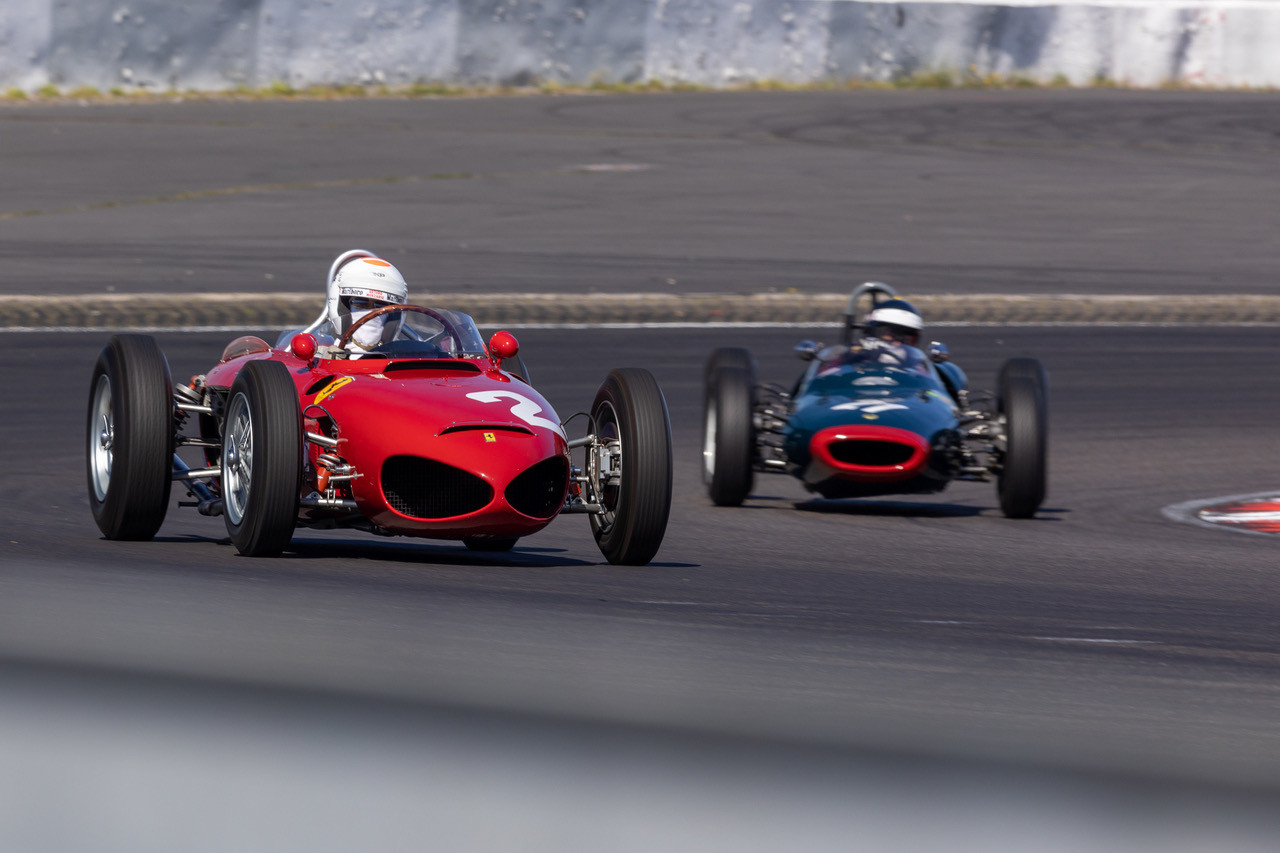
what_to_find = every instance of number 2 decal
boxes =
[831,399,908,414]
[466,391,566,438]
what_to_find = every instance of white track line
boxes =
[10,321,1280,334]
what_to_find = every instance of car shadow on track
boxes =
[794,500,986,518]
[152,533,602,569]
[285,537,602,569]
[793,500,1068,520]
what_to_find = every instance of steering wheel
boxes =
[337,304,466,353]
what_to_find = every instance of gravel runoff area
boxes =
[9,292,1280,329]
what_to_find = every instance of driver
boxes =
[324,254,409,353]
[863,298,924,347]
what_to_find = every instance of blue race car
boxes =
[702,283,1048,518]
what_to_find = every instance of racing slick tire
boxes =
[997,357,1048,411]
[703,364,755,506]
[997,363,1048,519]
[589,369,673,566]
[703,347,757,391]
[464,536,519,552]
[222,360,303,557]
[87,334,174,540]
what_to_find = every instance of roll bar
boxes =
[300,248,380,336]
[843,281,898,345]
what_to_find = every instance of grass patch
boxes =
[407,82,465,97]
[2,73,1275,107]
[902,69,955,89]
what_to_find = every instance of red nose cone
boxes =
[291,332,317,360]
[489,331,519,359]
[811,425,930,482]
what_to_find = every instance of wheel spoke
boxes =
[90,374,114,501]
[223,396,254,525]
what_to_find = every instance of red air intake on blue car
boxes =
[810,425,930,482]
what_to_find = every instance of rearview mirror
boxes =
[489,330,519,360]
[794,340,821,361]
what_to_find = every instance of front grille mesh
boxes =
[382,455,493,519]
[505,456,569,518]
[829,440,915,467]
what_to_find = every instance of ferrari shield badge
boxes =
[483,432,497,443]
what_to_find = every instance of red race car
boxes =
[86,305,673,564]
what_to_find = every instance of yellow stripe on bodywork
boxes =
[314,376,354,405]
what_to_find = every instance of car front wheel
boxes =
[222,360,302,556]
[997,358,1048,519]
[588,368,673,566]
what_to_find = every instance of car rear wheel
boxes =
[463,536,519,552]
[998,359,1048,519]
[703,346,757,390]
[86,334,174,540]
[222,360,302,556]
[703,364,755,506]
[589,368,673,566]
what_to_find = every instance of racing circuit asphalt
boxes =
[4,325,1280,788]
[4,88,1280,298]
[3,90,1280,834]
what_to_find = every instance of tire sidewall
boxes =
[86,335,173,540]
[590,369,673,565]
[222,360,302,556]
[703,364,754,506]
[998,372,1048,517]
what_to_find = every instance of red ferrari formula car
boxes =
[86,306,673,564]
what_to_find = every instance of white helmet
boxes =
[325,251,409,334]
[865,298,924,345]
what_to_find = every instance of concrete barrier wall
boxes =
[4,0,1280,91]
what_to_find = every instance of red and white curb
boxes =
[1162,492,1280,537]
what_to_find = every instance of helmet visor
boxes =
[869,323,919,346]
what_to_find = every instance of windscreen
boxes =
[365,308,489,358]
[825,339,932,376]
[805,339,945,399]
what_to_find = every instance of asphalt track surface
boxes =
[4,89,1280,298]
[5,326,1280,774]
[4,91,1280,845]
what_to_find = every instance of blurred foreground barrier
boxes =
[3,659,1280,853]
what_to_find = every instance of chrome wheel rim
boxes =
[593,400,621,534]
[222,392,253,525]
[702,403,717,485]
[89,374,114,502]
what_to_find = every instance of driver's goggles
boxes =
[347,297,386,311]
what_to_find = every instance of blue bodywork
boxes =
[783,339,968,498]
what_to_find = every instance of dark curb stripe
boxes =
[6,293,1280,329]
